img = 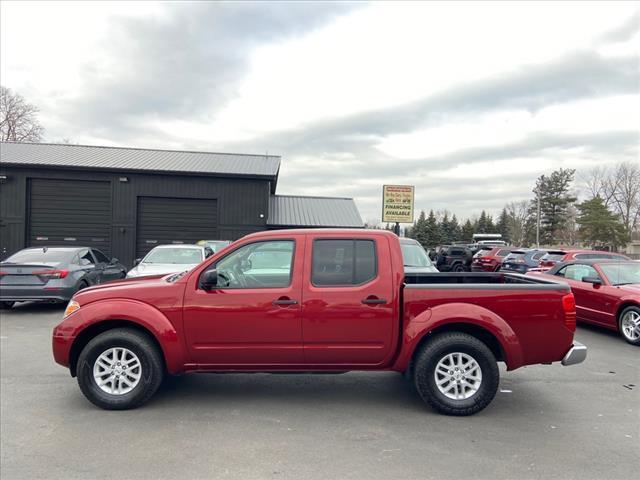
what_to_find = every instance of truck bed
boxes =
[404,271,564,288]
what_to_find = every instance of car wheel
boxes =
[1,301,15,309]
[452,263,465,273]
[76,281,88,293]
[618,306,640,346]
[413,332,499,416]
[76,328,164,410]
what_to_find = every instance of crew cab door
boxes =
[183,236,305,366]
[301,236,397,366]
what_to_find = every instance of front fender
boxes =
[57,298,186,374]
[393,302,525,371]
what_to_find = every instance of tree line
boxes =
[396,166,639,250]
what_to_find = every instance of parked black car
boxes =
[435,245,474,272]
[0,247,127,308]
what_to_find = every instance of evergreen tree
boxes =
[533,168,577,245]
[461,219,474,242]
[450,214,462,242]
[424,210,442,248]
[440,212,452,244]
[412,210,428,247]
[485,214,496,233]
[577,197,629,248]
[496,208,509,243]
[476,211,488,233]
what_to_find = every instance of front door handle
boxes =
[362,296,387,305]
[273,297,298,306]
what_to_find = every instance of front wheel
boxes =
[618,306,640,346]
[76,328,164,409]
[413,332,499,416]
[452,263,466,273]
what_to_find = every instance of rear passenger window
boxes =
[312,239,377,286]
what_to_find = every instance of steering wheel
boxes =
[232,263,248,288]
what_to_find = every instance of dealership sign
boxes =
[382,185,414,223]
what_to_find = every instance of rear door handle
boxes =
[362,296,387,305]
[273,298,298,306]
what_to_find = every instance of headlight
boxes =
[63,300,81,318]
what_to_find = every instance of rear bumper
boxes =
[561,342,587,366]
[0,285,75,303]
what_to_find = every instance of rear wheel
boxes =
[76,328,164,409]
[452,263,466,272]
[76,281,88,293]
[413,332,499,416]
[618,306,640,346]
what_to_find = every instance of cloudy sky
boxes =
[1,1,638,223]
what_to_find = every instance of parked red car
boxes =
[471,247,517,272]
[537,249,630,271]
[531,260,640,345]
[53,229,584,415]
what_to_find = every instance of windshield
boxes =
[401,243,434,267]
[599,263,640,286]
[3,248,74,265]
[143,248,203,264]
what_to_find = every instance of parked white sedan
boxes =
[126,244,213,278]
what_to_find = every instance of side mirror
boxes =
[583,276,602,287]
[200,269,218,290]
[110,258,119,265]
[134,258,142,266]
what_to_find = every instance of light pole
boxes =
[536,192,541,248]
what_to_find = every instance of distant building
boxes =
[0,142,363,265]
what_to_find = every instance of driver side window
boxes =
[213,240,294,289]
[559,264,599,282]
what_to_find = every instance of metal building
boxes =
[0,142,363,265]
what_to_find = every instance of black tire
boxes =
[452,263,465,273]
[413,332,499,416]
[76,328,164,410]
[618,306,640,346]
[76,281,88,293]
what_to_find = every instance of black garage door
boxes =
[136,197,218,258]
[28,178,112,253]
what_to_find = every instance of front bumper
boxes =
[561,341,587,366]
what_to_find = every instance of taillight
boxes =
[0,270,7,276]
[33,269,69,279]
[562,293,576,332]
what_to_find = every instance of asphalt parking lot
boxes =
[1,303,638,480]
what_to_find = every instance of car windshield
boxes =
[143,248,203,264]
[3,248,74,265]
[599,263,640,286]
[401,243,434,267]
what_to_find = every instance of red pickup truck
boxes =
[52,229,586,416]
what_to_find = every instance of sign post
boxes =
[382,185,415,236]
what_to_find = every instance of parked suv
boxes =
[471,247,517,272]
[501,249,547,274]
[435,245,473,272]
[537,249,631,271]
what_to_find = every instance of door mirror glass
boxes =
[110,258,119,265]
[200,269,218,290]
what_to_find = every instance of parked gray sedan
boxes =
[0,247,127,308]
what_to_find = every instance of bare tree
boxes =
[610,162,640,234]
[0,86,44,142]
[505,200,529,247]
[583,162,640,235]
